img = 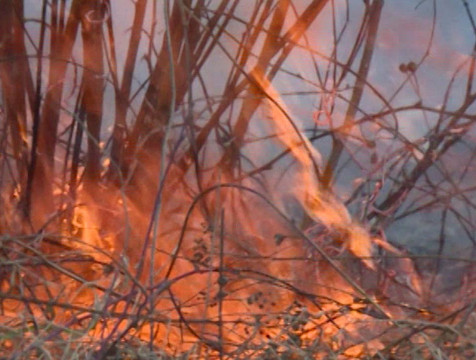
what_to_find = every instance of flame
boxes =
[251,68,375,270]
[0,65,464,360]
[0,69,398,357]
[1,3,474,357]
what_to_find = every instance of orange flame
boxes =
[251,68,375,270]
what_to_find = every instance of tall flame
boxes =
[251,68,375,270]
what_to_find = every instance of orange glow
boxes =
[251,68,375,270]
[1,1,475,358]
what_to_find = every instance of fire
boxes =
[251,68,375,271]
[0,97,422,358]
[1,1,475,358]
[0,62,469,360]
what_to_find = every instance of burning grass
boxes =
[1,0,476,358]
[1,177,476,359]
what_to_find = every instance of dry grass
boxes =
[1,0,476,358]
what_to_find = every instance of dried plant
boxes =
[1,0,476,358]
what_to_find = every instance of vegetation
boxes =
[1,0,476,358]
